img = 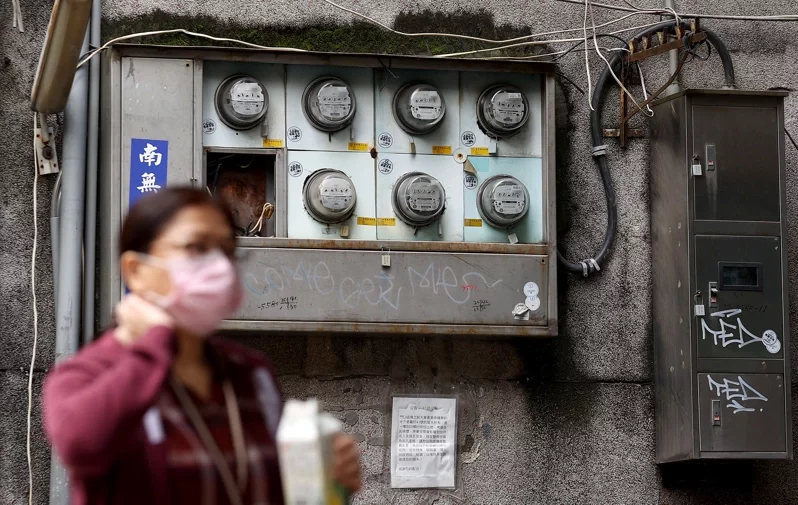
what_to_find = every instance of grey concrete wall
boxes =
[2,0,798,504]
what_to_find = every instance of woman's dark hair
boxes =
[120,187,237,254]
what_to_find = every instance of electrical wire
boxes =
[77,29,308,69]
[583,0,594,111]
[786,128,798,153]
[588,0,651,116]
[638,63,654,115]
[433,20,664,59]
[554,0,798,22]
[322,0,658,46]
[11,0,24,32]
[27,113,39,505]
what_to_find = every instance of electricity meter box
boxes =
[98,46,557,338]
[650,90,792,463]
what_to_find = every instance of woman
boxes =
[43,187,361,505]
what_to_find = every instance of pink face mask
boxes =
[141,250,244,337]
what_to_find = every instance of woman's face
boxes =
[121,204,236,298]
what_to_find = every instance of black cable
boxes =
[558,21,736,276]
[786,128,798,153]
[556,71,586,95]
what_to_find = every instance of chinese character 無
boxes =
[137,172,161,193]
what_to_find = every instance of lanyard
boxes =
[170,376,249,505]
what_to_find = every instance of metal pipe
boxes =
[665,0,680,95]
[49,25,90,505]
[83,0,101,344]
[50,172,63,283]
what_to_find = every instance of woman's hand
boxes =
[113,294,174,345]
[332,433,362,494]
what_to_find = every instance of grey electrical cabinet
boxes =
[650,89,792,462]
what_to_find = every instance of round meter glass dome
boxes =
[302,77,357,132]
[302,169,357,224]
[214,75,268,130]
[392,83,446,135]
[392,172,446,227]
[476,175,530,229]
[477,84,529,138]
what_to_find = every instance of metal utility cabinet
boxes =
[651,89,792,462]
[98,45,557,337]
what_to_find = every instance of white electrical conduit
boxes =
[11,0,24,31]
[554,0,798,21]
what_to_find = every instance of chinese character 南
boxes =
[139,143,163,167]
[137,172,161,194]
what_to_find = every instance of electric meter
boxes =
[476,175,530,229]
[214,75,268,130]
[392,83,446,135]
[477,84,529,138]
[302,77,357,132]
[302,169,357,224]
[392,172,446,227]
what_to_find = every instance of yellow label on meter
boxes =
[470,147,490,156]
[377,218,396,226]
[356,217,377,226]
[262,139,285,148]
[348,142,369,152]
[464,218,483,227]
[432,145,453,155]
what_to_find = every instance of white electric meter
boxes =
[477,84,529,138]
[392,172,446,227]
[302,169,357,224]
[476,175,530,228]
[392,82,446,135]
[302,77,357,132]
[214,75,268,130]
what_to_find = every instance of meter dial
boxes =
[302,77,357,132]
[214,75,268,130]
[476,84,529,138]
[302,169,357,224]
[392,82,446,135]
[392,172,446,227]
[476,175,530,229]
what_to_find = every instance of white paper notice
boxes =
[390,396,457,489]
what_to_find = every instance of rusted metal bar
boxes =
[603,128,646,138]
[626,32,706,63]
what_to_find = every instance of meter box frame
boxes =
[650,89,792,463]
[98,45,557,338]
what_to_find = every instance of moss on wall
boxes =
[103,9,551,58]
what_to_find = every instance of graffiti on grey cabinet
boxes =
[700,309,781,354]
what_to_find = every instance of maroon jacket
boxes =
[42,326,285,505]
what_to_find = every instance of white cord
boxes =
[77,28,308,69]
[27,113,39,505]
[588,0,648,114]
[11,0,24,32]
[433,19,664,59]
[638,63,655,116]
[323,0,656,47]
[555,0,798,21]
[583,0,594,111]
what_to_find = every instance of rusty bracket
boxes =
[626,31,706,63]
[603,129,646,139]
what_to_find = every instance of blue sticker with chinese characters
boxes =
[129,138,168,209]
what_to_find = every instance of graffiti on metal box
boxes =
[700,308,781,354]
[243,260,504,311]
[707,375,768,414]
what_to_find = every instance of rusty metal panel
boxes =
[232,248,548,326]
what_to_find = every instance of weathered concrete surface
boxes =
[2,0,798,504]
[1,1,57,505]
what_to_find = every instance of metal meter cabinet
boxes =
[650,89,791,462]
[99,46,557,338]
